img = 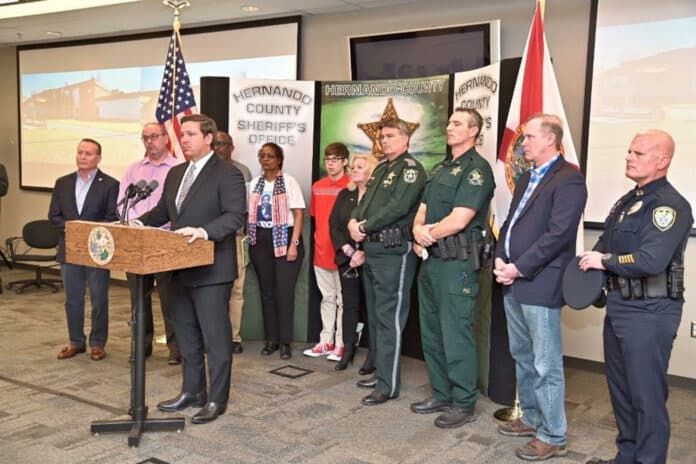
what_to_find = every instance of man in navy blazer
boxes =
[493,114,587,461]
[138,114,246,424]
[49,138,119,361]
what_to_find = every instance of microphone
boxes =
[129,179,160,211]
[136,179,159,200]
[116,180,147,207]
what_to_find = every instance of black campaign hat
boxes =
[562,256,606,310]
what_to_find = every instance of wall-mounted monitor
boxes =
[349,21,500,80]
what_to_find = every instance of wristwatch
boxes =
[601,253,612,269]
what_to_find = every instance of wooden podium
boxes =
[66,220,214,447]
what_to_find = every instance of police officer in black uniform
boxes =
[579,129,692,464]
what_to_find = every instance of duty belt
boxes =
[364,226,413,244]
[606,273,677,299]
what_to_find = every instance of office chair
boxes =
[5,220,62,294]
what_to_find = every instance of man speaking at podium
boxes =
[137,114,246,424]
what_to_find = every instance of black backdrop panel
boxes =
[200,77,230,133]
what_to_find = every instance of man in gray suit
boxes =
[138,114,246,424]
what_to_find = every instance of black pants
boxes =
[126,272,178,353]
[339,264,363,347]
[170,281,233,403]
[604,291,682,464]
[249,227,304,344]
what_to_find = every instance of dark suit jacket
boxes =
[49,169,119,263]
[495,156,587,307]
[138,154,246,287]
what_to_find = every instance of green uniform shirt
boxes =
[422,147,495,231]
[352,151,426,233]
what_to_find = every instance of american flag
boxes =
[156,30,197,158]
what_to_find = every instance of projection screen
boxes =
[583,0,696,229]
[18,18,299,190]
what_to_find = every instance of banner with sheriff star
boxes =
[318,76,451,175]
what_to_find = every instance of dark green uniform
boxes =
[418,147,494,408]
[352,151,426,398]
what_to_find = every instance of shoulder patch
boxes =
[468,168,484,186]
[652,206,676,231]
[403,168,418,184]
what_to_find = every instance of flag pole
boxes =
[163,1,190,117]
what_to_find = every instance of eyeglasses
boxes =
[324,157,344,163]
[258,152,278,159]
[141,133,164,142]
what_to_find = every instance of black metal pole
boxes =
[90,272,185,447]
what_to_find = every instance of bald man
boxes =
[579,130,692,464]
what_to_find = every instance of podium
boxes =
[66,220,213,447]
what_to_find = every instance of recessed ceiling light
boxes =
[241,4,260,13]
[46,31,62,37]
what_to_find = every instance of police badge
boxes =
[652,206,676,232]
[403,168,418,183]
[468,169,484,186]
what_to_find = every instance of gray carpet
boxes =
[1,268,694,463]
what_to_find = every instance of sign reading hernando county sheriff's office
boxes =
[228,78,315,200]
[452,62,500,169]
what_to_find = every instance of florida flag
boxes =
[492,0,581,240]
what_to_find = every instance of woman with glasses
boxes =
[329,153,378,371]
[248,142,305,360]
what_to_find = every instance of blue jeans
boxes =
[503,288,567,446]
[61,263,110,348]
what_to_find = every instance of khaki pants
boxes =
[314,265,343,347]
[230,234,247,342]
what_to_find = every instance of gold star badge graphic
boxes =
[357,98,420,159]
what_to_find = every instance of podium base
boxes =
[91,416,185,447]
[493,405,523,423]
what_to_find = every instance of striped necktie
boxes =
[176,164,196,211]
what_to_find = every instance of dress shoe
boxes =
[167,351,182,365]
[90,346,106,361]
[261,341,279,356]
[57,345,86,360]
[191,401,227,424]
[157,391,207,412]
[434,406,477,429]
[279,344,292,360]
[357,376,377,389]
[361,390,397,405]
[232,341,244,354]
[359,350,375,375]
[410,398,451,414]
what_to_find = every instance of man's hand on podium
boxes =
[175,226,208,243]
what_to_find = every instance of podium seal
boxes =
[88,226,115,265]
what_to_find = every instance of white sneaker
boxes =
[303,342,335,358]
[327,346,345,362]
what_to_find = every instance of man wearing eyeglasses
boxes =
[119,122,183,365]
[214,131,251,354]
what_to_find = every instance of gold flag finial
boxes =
[163,0,190,31]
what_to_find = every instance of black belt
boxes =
[364,226,413,243]
[606,274,620,291]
